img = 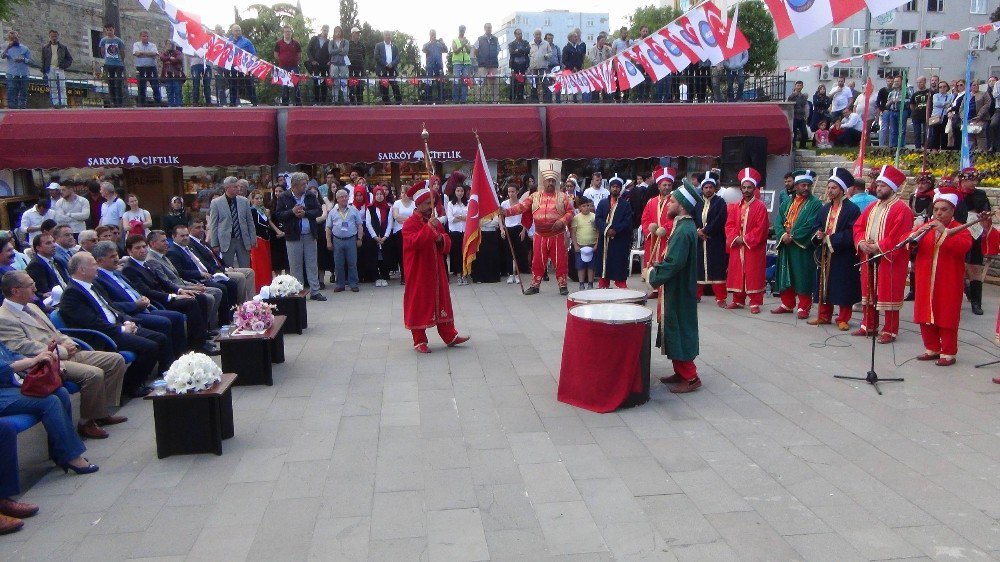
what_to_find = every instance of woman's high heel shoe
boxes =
[58,459,99,475]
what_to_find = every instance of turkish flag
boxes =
[462,142,502,276]
[701,2,751,61]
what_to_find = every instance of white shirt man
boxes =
[19,203,55,244]
[582,184,610,208]
[53,186,90,234]
[99,184,125,227]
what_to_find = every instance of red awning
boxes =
[546,104,791,159]
[0,108,277,170]
[286,106,545,164]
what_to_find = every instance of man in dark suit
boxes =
[59,252,171,397]
[90,240,189,361]
[187,218,253,302]
[25,233,70,300]
[166,223,242,307]
[374,30,402,104]
[146,230,225,326]
[275,172,327,300]
[120,235,216,355]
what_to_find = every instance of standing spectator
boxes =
[2,31,30,110]
[633,27,650,102]
[212,25,230,104]
[208,177,255,268]
[446,185,468,284]
[612,27,632,103]
[325,189,363,293]
[186,50,212,106]
[315,188,335,286]
[876,75,893,147]
[829,76,852,116]
[19,199,54,245]
[528,29,551,103]
[473,24,500,103]
[508,29,530,103]
[53,184,89,237]
[84,181,102,229]
[722,49,747,102]
[885,76,905,148]
[390,188,415,284]
[375,31,402,105]
[98,25,125,107]
[161,196,190,236]
[274,25,302,106]
[347,27,365,105]
[275,172,326,300]
[249,190,277,291]
[328,26,349,105]
[970,80,991,151]
[307,25,330,104]
[810,84,831,133]
[788,80,809,149]
[99,182,125,228]
[588,33,613,103]
[41,30,72,108]
[451,25,473,103]
[269,184,288,275]
[561,31,585,103]
[364,186,394,286]
[500,186,530,283]
[229,25,257,106]
[132,30,161,107]
[990,76,1000,153]
[121,195,151,238]
[929,81,953,149]
[423,30,447,104]
[544,32,561,103]
[909,76,930,150]
[159,39,184,107]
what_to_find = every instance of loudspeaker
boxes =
[720,136,767,185]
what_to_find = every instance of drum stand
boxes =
[834,254,904,395]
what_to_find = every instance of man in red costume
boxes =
[724,168,769,314]
[912,186,976,366]
[502,163,575,295]
[640,166,675,273]
[852,165,915,344]
[402,181,469,353]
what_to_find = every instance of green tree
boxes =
[237,3,313,104]
[339,0,359,35]
[628,5,682,38]
[0,0,30,22]
[732,1,777,74]
[356,25,420,75]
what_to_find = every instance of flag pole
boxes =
[894,70,907,167]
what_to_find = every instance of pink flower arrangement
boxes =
[233,301,276,333]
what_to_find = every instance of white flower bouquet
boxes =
[269,274,303,297]
[163,352,223,394]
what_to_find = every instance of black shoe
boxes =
[350,287,359,292]
[973,302,984,315]
[206,329,220,337]
[904,292,914,302]
[558,287,569,296]
[197,342,221,356]
[523,286,540,295]
[319,281,326,290]
[129,385,153,398]
[310,293,328,301]
[543,274,550,281]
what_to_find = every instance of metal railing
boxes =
[1,72,787,109]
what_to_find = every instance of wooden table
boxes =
[266,290,308,335]
[217,316,286,386]
[144,373,236,459]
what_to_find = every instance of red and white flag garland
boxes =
[786,22,1000,73]
[764,0,912,41]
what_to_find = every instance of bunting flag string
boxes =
[764,0,913,41]
[785,22,1000,73]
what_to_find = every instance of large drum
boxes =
[566,288,647,309]
[558,303,652,413]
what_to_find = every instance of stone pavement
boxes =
[3,277,1000,561]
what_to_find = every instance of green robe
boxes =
[648,215,698,361]
[774,194,822,295]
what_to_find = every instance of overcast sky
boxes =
[167,0,648,42]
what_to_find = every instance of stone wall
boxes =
[2,0,172,78]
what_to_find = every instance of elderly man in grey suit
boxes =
[146,230,226,327]
[208,176,256,268]
[0,271,127,439]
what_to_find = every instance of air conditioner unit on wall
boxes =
[819,66,831,81]
[880,54,892,64]
[852,46,864,55]
[831,45,843,56]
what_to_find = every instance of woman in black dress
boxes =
[268,184,289,275]
[364,186,394,286]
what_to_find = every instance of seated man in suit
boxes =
[188,218,255,302]
[166,224,240,308]
[52,225,78,268]
[90,241,187,361]
[120,236,217,356]
[25,233,70,301]
[0,271,128,439]
[59,252,171,398]
[146,230,225,327]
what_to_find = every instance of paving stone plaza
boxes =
[3,280,1000,561]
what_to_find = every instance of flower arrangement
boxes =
[163,352,222,394]
[233,300,276,333]
[269,274,303,297]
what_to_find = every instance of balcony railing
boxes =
[1,72,787,109]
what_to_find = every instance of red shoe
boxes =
[916,352,941,361]
[749,305,761,314]
[935,357,956,367]
[992,376,1000,384]
[716,300,726,308]
[770,305,792,314]
[851,328,869,337]
[725,302,744,310]
[796,309,809,319]
[414,343,431,354]
[669,377,702,394]
[448,335,470,347]
[876,333,896,344]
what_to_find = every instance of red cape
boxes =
[725,198,769,294]
[853,197,915,310]
[913,220,973,329]
[402,213,454,330]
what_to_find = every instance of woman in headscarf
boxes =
[161,196,189,237]
[352,186,372,283]
[364,185,394,286]
[268,183,289,276]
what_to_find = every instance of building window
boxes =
[830,27,849,47]
[902,0,919,10]
[586,20,594,27]
[852,29,866,47]
[927,0,944,11]
[876,66,906,79]
[876,29,897,48]
[971,0,987,13]
[543,18,551,26]
[901,30,917,44]
[90,29,103,59]
[832,66,863,79]
[925,30,943,48]
[970,31,986,50]
[924,67,942,78]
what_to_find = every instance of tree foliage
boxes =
[339,0,359,35]
[628,6,682,37]
[0,0,30,23]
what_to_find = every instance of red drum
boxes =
[566,288,647,309]
[558,304,652,413]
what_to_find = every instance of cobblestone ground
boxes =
[3,276,1000,561]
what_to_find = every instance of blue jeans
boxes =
[912,120,925,149]
[0,420,19,497]
[0,387,84,466]
[726,69,745,101]
[190,64,212,105]
[165,78,182,107]
[332,236,359,289]
[886,110,901,147]
[6,75,27,108]
[425,67,443,102]
[452,63,471,103]
[878,111,892,146]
